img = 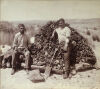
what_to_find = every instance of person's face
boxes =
[58,20,65,28]
[19,26,25,34]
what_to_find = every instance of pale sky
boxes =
[1,0,100,21]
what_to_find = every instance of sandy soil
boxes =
[1,42,100,89]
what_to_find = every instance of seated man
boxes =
[11,24,31,75]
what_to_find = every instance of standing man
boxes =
[11,24,31,75]
[51,18,71,79]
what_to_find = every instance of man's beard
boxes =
[20,30,24,34]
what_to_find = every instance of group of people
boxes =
[11,19,72,78]
[10,18,97,79]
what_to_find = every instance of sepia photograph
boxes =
[0,0,100,89]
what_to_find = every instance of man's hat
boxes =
[57,18,65,23]
[57,18,70,27]
[18,24,25,28]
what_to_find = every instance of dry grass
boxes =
[86,30,91,35]
[0,22,41,45]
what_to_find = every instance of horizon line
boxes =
[1,18,100,22]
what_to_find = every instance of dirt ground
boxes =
[0,42,100,89]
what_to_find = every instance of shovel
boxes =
[44,48,58,79]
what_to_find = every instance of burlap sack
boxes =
[28,69,45,83]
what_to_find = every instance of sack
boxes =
[28,69,45,83]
